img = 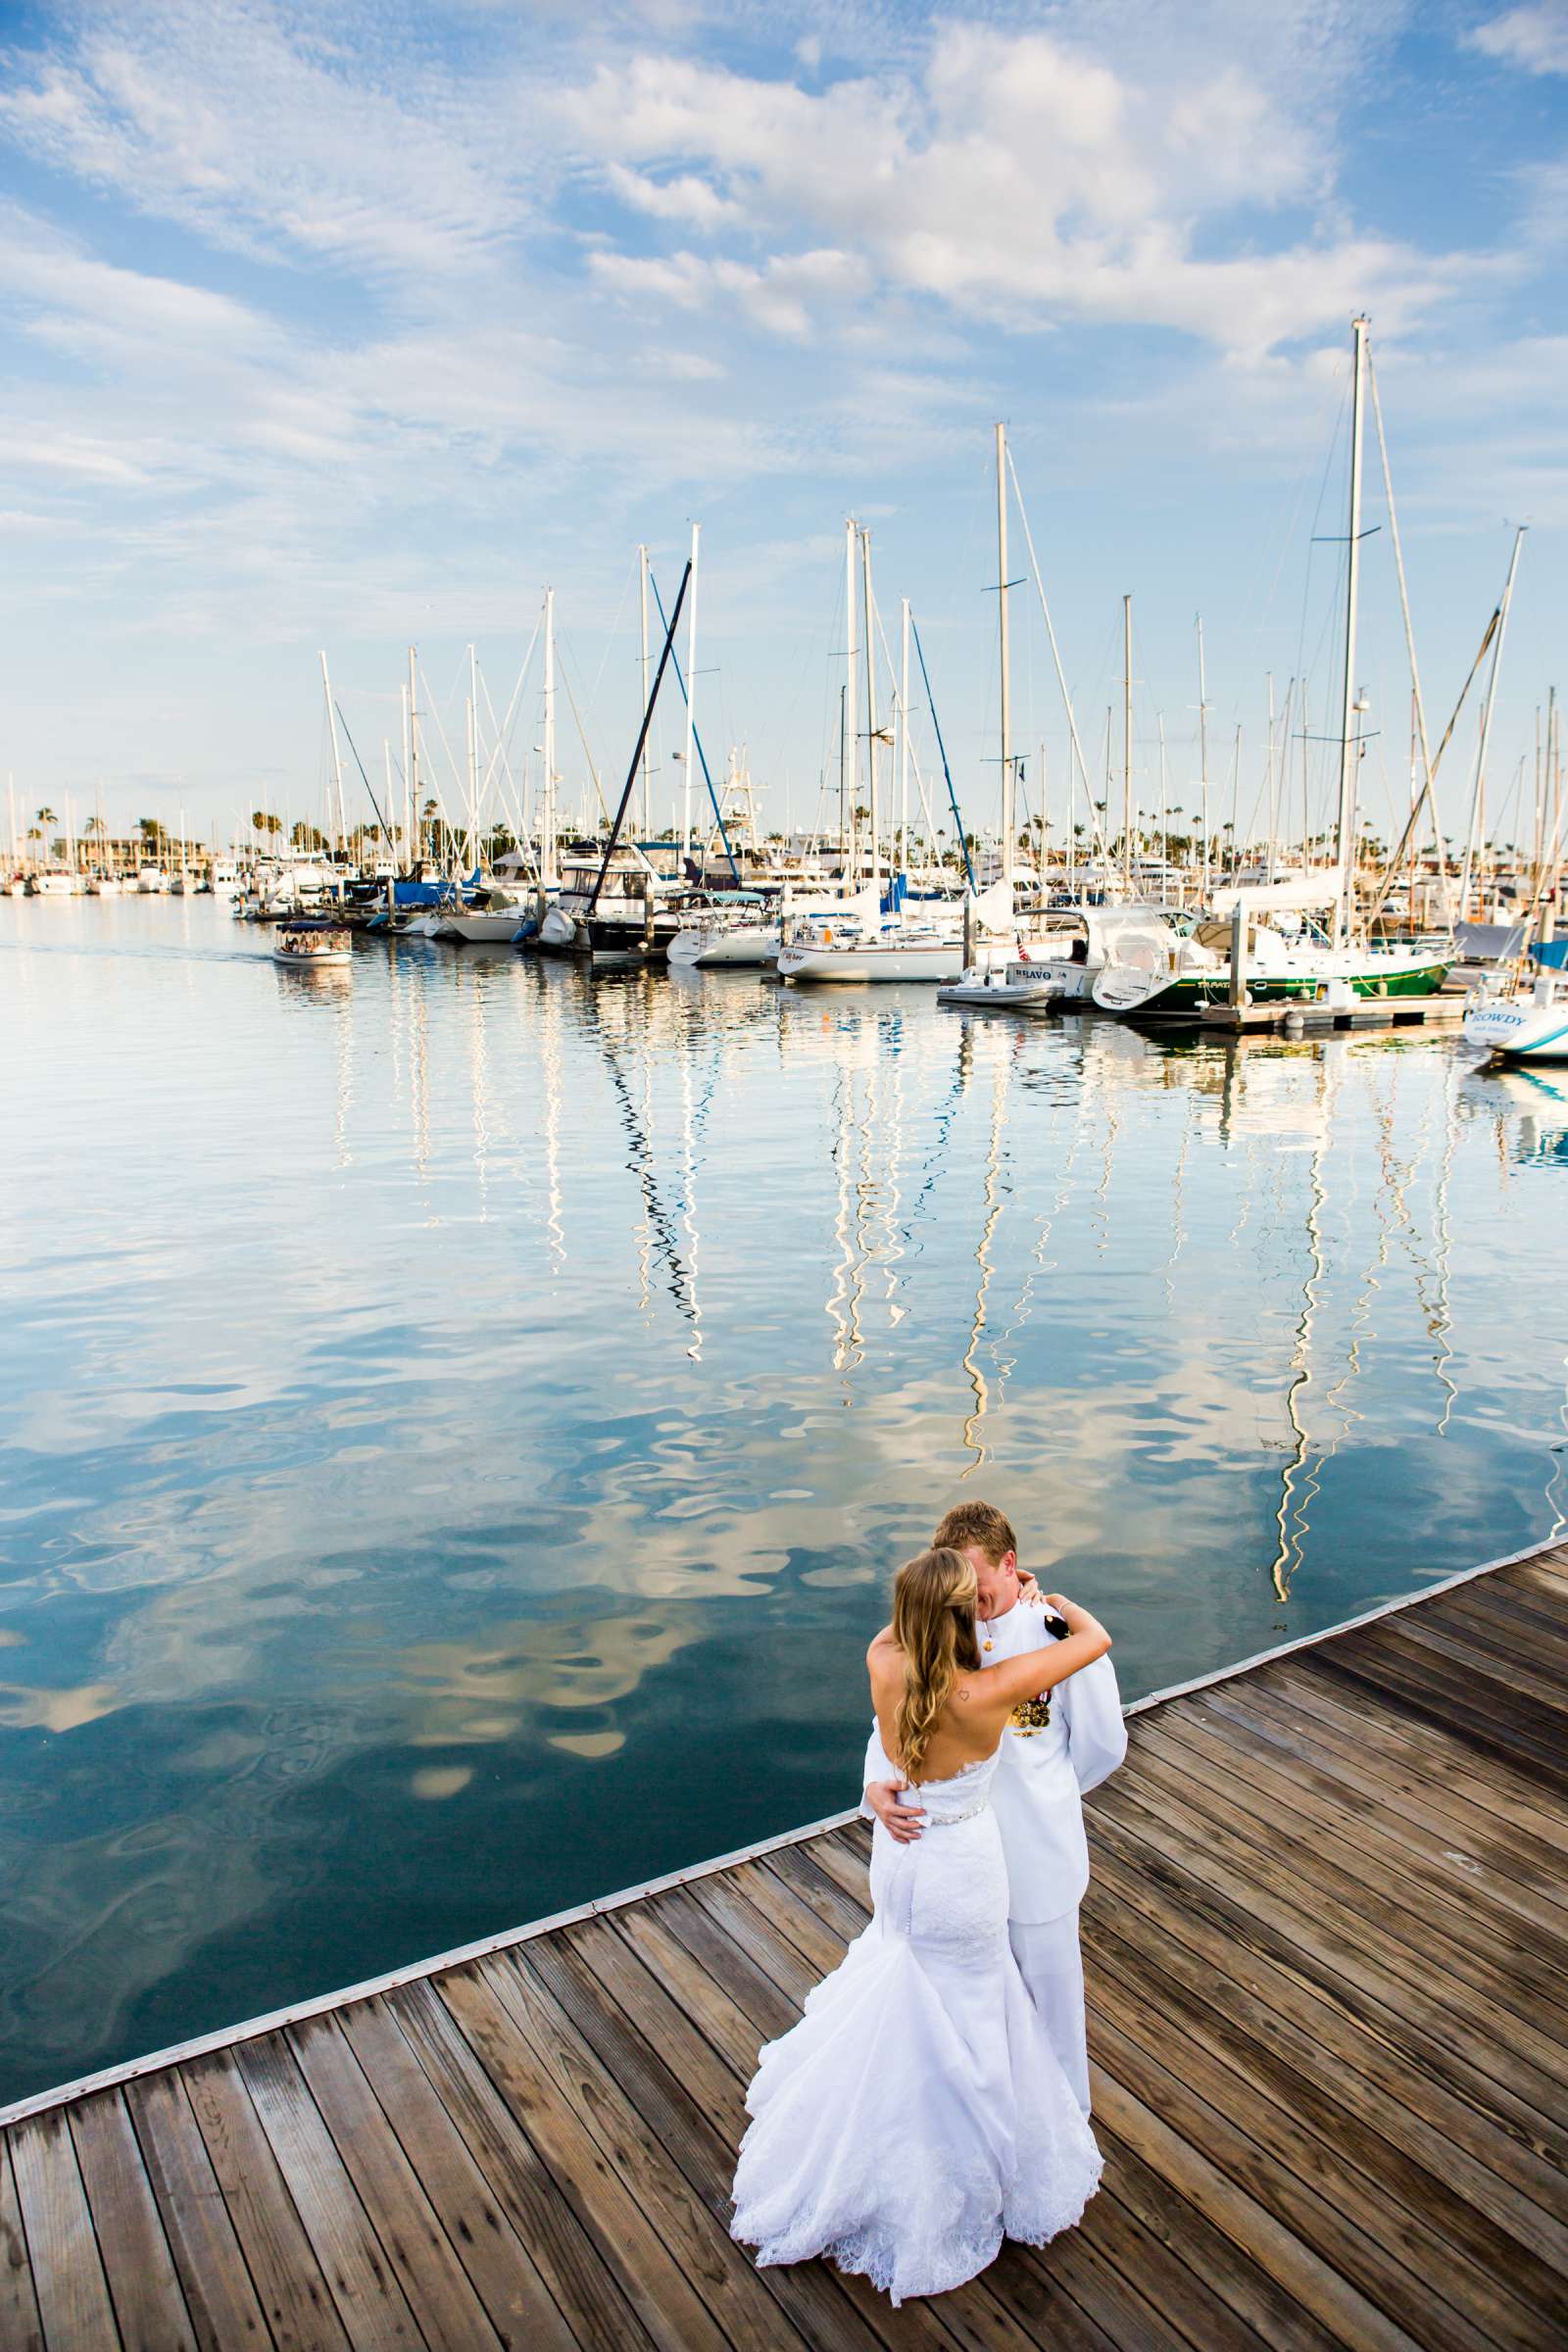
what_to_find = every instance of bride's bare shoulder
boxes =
[866,1625,900,1677]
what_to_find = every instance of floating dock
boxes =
[1196,995,1468,1036]
[3,1543,1564,2348]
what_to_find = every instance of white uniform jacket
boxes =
[862,1595,1126,1926]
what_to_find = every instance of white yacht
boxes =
[436,886,534,944]
[30,871,77,898]
[1464,937,1568,1062]
[776,882,972,984]
[535,848,684,960]
[135,864,167,894]
[667,888,854,968]
[948,904,1178,1008]
[1089,880,1450,1015]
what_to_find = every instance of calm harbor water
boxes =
[2,896,1565,2107]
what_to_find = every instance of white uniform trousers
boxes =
[1008,1908,1090,2116]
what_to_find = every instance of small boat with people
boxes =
[272,918,352,968]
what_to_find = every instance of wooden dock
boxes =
[3,1544,1565,2350]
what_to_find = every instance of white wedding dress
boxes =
[730,1750,1102,2304]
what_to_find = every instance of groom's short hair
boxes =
[933,1500,1017,1565]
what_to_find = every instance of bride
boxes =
[731,1545,1109,2305]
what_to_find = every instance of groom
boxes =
[862,1499,1125,2113]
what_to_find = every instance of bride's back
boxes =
[868,1545,1011,1788]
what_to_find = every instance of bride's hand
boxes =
[865,1779,925,1843]
[1045,1592,1096,1634]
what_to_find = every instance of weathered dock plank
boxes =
[4,1544,1566,2349]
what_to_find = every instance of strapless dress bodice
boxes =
[905,1751,1000,1826]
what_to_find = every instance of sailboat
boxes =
[1465,899,1568,1060]
[1092,320,1451,1018]
[778,519,968,984]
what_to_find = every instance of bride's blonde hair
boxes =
[892,1546,981,1782]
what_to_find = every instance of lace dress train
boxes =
[730,1754,1102,2305]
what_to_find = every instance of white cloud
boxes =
[0,0,534,281]
[1469,4,1568,74]
[606,164,740,228]
[559,26,1460,358]
[591,244,872,340]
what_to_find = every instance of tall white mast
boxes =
[899,595,911,877]
[844,516,858,872]
[861,527,880,887]
[408,647,420,860]
[1122,592,1133,892]
[467,641,480,873]
[1456,525,1525,925]
[638,545,652,839]
[996,421,1013,892]
[1197,614,1210,903]
[320,652,346,855]
[1157,713,1168,875]
[1333,316,1369,948]
[542,588,557,886]
[400,684,412,865]
[681,522,700,864]
[1265,671,1278,884]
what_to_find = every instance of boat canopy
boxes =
[1210,872,1345,916]
[1455,920,1528,960]
[1531,938,1568,971]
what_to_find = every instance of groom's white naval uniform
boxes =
[863,1592,1125,2113]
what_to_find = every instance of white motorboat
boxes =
[208,861,239,897]
[938,957,1060,1009]
[436,887,533,944]
[273,921,352,967]
[1464,940,1568,1061]
[30,871,77,897]
[535,848,685,960]
[777,913,967,984]
[86,873,123,896]
[667,894,778,968]
[135,865,167,894]
[776,877,980,985]
[994,905,1175,1005]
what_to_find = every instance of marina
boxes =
[4,895,1568,2125]
[2,1538,1562,2349]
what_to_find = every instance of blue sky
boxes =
[0,0,1563,855]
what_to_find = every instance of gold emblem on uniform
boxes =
[1006,1695,1052,1736]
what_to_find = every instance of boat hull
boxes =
[1463,999,1568,1061]
[1133,957,1451,1013]
[667,922,778,967]
[777,939,965,984]
[938,981,1057,1008]
[437,909,527,943]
